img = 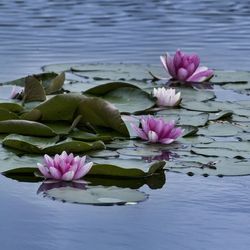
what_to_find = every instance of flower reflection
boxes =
[142,150,179,163]
[37,179,87,194]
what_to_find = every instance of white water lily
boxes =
[153,87,181,107]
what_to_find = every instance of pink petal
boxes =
[141,117,150,134]
[186,63,195,76]
[165,53,176,78]
[148,130,159,143]
[160,121,175,138]
[173,50,183,69]
[154,118,164,135]
[60,151,68,162]
[44,155,54,168]
[191,54,200,70]
[74,162,93,179]
[49,167,62,179]
[67,153,74,164]
[54,154,60,168]
[160,55,168,72]
[62,171,75,181]
[187,67,214,82]
[148,116,157,130]
[159,138,175,144]
[177,68,188,81]
[37,163,51,178]
[59,158,68,173]
[168,127,183,139]
[130,123,148,140]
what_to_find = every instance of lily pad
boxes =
[2,134,105,154]
[167,157,250,177]
[181,101,220,113]
[0,120,56,137]
[43,185,148,205]
[77,97,129,136]
[198,123,243,137]
[42,63,165,82]
[0,109,19,121]
[90,158,166,178]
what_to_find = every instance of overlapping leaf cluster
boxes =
[1,63,250,183]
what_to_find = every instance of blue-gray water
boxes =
[1,0,250,249]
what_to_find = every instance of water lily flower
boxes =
[160,50,214,82]
[37,151,93,181]
[153,87,181,107]
[10,86,24,99]
[131,115,183,144]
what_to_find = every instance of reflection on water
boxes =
[1,174,250,250]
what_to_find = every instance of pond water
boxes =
[1,0,250,249]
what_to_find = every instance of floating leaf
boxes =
[181,101,220,113]
[0,109,19,121]
[0,120,56,137]
[77,97,129,136]
[90,158,165,178]
[84,81,140,95]
[167,157,250,176]
[181,125,199,137]
[44,186,148,205]
[0,103,23,113]
[23,76,46,102]
[45,72,65,94]
[42,63,165,82]
[2,134,105,154]
[208,110,233,121]
[35,94,84,121]
[70,130,112,142]
[2,134,59,153]
[198,123,243,137]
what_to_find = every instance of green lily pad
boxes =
[44,186,148,205]
[0,103,23,113]
[23,76,46,102]
[85,83,155,114]
[2,134,105,154]
[198,122,243,137]
[69,130,112,142]
[191,147,249,158]
[42,63,165,82]
[45,72,65,94]
[90,158,166,178]
[77,97,129,136]
[0,120,56,137]
[208,110,233,121]
[84,81,141,95]
[0,109,19,121]
[181,101,220,113]
[167,157,250,177]
[35,94,84,121]
[180,88,215,102]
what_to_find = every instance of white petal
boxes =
[62,171,75,181]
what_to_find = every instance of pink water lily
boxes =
[160,50,214,82]
[153,87,181,107]
[131,115,183,144]
[37,151,93,181]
